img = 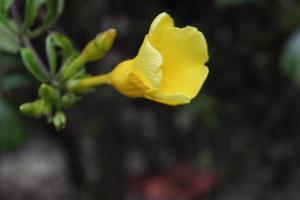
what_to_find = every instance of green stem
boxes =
[28,17,58,38]
[69,74,111,91]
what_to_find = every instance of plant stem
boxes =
[69,74,111,91]
[11,3,49,79]
[28,18,58,38]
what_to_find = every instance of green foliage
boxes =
[0,0,115,130]
[0,0,19,49]
[46,35,58,76]
[21,48,46,82]
[47,32,79,73]
[28,0,64,37]
[24,0,46,29]
[45,0,64,24]
[0,20,20,53]
[0,29,19,53]
[50,32,77,57]
[280,29,300,85]
[0,98,25,151]
[3,0,15,10]
[0,0,11,21]
[17,29,87,130]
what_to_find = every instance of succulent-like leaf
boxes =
[24,0,46,29]
[20,48,46,82]
[0,20,20,53]
[3,0,15,10]
[45,0,64,23]
[46,35,57,75]
[50,32,79,70]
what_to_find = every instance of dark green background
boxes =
[1,0,300,199]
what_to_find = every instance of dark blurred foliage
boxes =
[1,0,300,200]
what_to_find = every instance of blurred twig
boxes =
[11,3,49,78]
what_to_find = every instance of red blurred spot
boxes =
[127,164,218,200]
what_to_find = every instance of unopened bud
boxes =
[60,29,116,82]
[59,92,80,109]
[38,84,60,103]
[20,99,52,118]
[81,29,116,62]
[53,111,67,131]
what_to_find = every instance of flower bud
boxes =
[60,29,116,82]
[80,29,116,62]
[20,99,52,118]
[59,92,80,109]
[53,111,67,131]
[38,84,60,103]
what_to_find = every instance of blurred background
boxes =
[1,0,300,199]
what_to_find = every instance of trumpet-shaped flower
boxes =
[73,12,209,106]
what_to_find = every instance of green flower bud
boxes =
[20,99,52,118]
[81,29,116,62]
[38,84,60,103]
[59,92,80,109]
[60,29,116,82]
[53,111,67,131]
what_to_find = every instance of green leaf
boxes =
[0,97,25,151]
[0,20,20,53]
[280,29,300,85]
[24,0,46,29]
[0,1,8,21]
[20,48,46,82]
[46,35,57,75]
[0,2,19,46]
[3,0,15,10]
[28,0,64,37]
[0,32,19,53]
[50,32,79,69]
[51,32,76,56]
[45,0,64,23]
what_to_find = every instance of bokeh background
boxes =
[1,0,300,199]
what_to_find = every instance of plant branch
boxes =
[11,3,49,79]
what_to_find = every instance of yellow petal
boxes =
[149,12,174,34]
[110,12,209,106]
[131,37,163,89]
[109,60,145,97]
[109,36,163,97]
[145,92,192,106]
[149,23,209,102]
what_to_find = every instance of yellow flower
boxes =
[72,12,209,106]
